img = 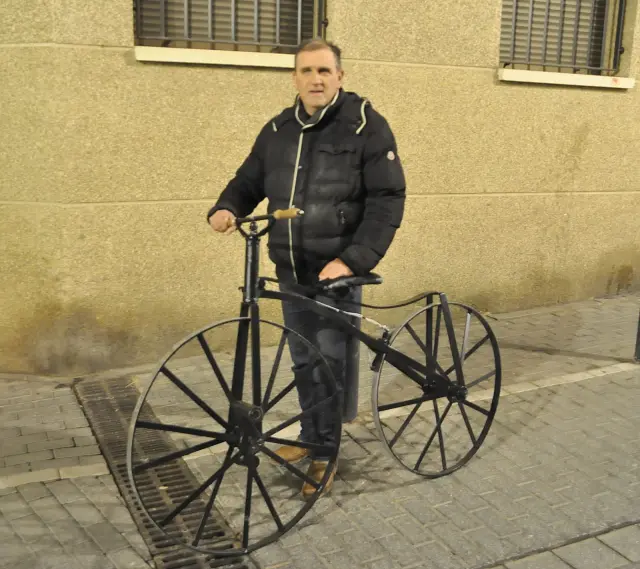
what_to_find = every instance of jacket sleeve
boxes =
[206,124,269,221]
[338,112,406,275]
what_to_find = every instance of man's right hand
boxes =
[209,209,237,235]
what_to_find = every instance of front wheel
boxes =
[371,298,501,478]
[126,314,341,558]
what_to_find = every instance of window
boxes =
[134,0,326,54]
[499,0,629,76]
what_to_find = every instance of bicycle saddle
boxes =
[318,272,383,291]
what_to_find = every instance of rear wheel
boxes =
[372,296,501,477]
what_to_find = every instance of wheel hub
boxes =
[238,450,260,468]
[231,400,264,421]
[230,400,264,436]
[448,384,468,402]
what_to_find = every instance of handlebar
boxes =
[234,208,304,238]
[236,208,304,226]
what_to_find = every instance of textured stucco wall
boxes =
[1,0,639,375]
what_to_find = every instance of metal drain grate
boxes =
[73,376,256,569]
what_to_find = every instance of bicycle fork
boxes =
[371,293,465,396]
[229,222,263,430]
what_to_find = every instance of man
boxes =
[208,38,405,498]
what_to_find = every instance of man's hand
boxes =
[209,209,237,235]
[319,259,353,281]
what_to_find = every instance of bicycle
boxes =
[126,208,502,559]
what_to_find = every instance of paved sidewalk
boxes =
[0,376,109,485]
[0,376,152,568]
[260,364,638,569]
[489,522,640,569]
[0,291,638,569]
[0,473,152,569]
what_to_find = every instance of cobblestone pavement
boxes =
[0,291,638,569]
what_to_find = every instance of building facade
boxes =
[1,0,639,375]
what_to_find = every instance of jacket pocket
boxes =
[336,202,363,235]
[317,142,357,154]
[315,143,358,188]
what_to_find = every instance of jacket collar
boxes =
[271,89,369,133]
[294,88,344,128]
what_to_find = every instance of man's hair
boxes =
[294,38,342,70]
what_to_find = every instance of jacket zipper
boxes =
[288,91,341,283]
[287,131,306,283]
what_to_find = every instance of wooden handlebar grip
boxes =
[273,208,303,220]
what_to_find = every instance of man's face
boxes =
[293,48,344,114]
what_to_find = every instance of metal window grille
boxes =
[500,0,628,75]
[134,0,326,52]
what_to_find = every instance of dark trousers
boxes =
[280,285,362,460]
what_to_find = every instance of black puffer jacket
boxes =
[208,89,406,285]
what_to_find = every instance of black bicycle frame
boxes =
[229,218,463,406]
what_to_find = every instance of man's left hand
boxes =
[319,259,353,281]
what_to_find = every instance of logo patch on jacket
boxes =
[387,150,395,161]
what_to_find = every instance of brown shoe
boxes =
[301,460,337,500]
[272,444,309,465]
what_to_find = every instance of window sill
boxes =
[134,46,295,69]
[498,68,635,89]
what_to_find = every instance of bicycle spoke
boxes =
[389,401,422,448]
[433,399,447,470]
[434,307,441,359]
[242,467,253,549]
[458,403,477,445]
[459,312,472,369]
[133,438,225,474]
[461,399,490,417]
[415,401,452,470]
[466,369,496,389]
[406,324,448,377]
[264,436,335,454]
[192,447,234,546]
[264,378,297,413]
[261,447,320,489]
[425,302,435,372]
[378,394,437,413]
[197,334,232,402]
[263,395,336,439]
[160,366,229,430]
[136,421,233,440]
[262,330,288,409]
[252,464,284,532]
[440,296,464,385]
[444,334,490,376]
[160,450,240,527]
